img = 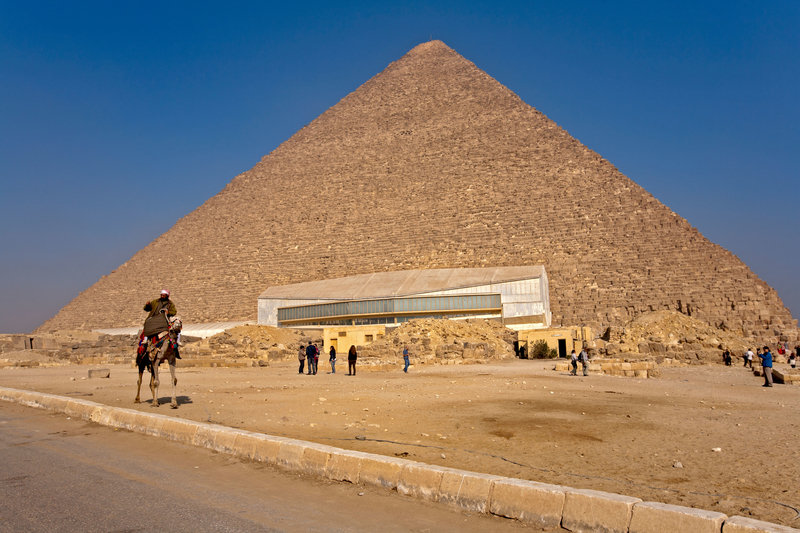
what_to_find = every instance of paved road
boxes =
[0,403,535,532]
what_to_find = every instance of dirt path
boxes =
[2,359,798,527]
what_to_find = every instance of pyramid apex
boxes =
[407,40,455,56]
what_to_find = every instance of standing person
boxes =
[305,342,315,375]
[789,352,796,369]
[347,345,357,376]
[758,346,773,387]
[570,350,578,376]
[313,343,320,375]
[329,345,337,374]
[747,348,754,369]
[298,345,306,374]
[403,346,410,373]
[580,347,589,376]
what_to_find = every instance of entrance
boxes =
[558,339,567,358]
[330,339,338,353]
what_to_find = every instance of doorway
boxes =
[558,339,567,358]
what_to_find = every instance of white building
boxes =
[257,266,551,330]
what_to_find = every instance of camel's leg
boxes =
[169,362,178,409]
[134,370,143,403]
[150,360,160,407]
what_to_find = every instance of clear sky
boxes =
[1,1,797,334]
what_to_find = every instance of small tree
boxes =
[530,339,556,359]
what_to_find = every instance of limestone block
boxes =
[326,450,367,483]
[489,478,566,530]
[439,470,504,513]
[191,422,221,448]
[251,436,288,464]
[159,418,200,445]
[276,440,308,472]
[629,501,727,533]
[397,463,448,502]
[723,515,800,532]
[634,370,648,378]
[213,428,252,455]
[638,342,651,354]
[299,444,335,477]
[359,454,414,489]
[562,488,640,533]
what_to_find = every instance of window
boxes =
[338,331,346,337]
[365,335,373,342]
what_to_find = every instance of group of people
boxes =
[741,345,799,387]
[298,342,360,375]
[570,348,589,376]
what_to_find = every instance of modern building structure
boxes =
[257,266,551,330]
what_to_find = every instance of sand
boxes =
[1,359,798,527]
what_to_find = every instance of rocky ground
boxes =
[1,358,798,528]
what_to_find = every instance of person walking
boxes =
[570,350,578,376]
[580,347,589,376]
[329,345,337,374]
[298,345,306,374]
[403,345,410,373]
[758,346,773,387]
[347,345,357,376]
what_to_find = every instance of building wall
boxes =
[322,325,386,354]
[258,276,549,327]
[519,326,594,357]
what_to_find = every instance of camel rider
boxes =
[144,289,177,320]
[141,290,181,358]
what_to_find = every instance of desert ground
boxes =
[1,358,798,527]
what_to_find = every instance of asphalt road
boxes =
[0,402,534,533]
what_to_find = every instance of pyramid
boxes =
[38,41,798,343]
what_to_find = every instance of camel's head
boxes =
[169,316,183,333]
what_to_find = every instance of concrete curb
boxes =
[1,386,797,533]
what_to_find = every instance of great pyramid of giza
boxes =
[38,41,797,343]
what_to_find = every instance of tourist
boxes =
[306,342,316,375]
[746,349,754,369]
[348,345,358,375]
[298,345,306,374]
[758,346,773,387]
[580,347,589,376]
[329,344,337,373]
[722,349,732,366]
[789,352,796,369]
[570,350,578,376]
[313,343,320,375]
[403,345,410,373]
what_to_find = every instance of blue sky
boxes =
[1,1,797,333]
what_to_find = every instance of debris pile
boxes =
[593,310,755,365]
[359,318,515,366]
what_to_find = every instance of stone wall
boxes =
[36,41,797,345]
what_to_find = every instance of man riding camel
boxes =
[144,289,177,321]
[141,290,180,358]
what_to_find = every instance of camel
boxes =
[134,316,182,408]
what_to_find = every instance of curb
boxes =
[1,386,796,533]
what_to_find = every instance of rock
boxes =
[673,462,683,468]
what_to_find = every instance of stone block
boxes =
[32,393,70,413]
[438,470,504,513]
[359,454,413,489]
[302,444,341,477]
[397,463,448,502]
[251,436,288,464]
[213,428,251,455]
[562,488,640,533]
[489,478,566,530]
[191,423,221,448]
[326,450,366,483]
[275,440,308,471]
[629,501,727,533]
[159,417,200,445]
[88,368,110,378]
[723,515,800,532]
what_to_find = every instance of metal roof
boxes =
[259,266,545,300]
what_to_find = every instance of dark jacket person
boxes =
[347,345,357,376]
